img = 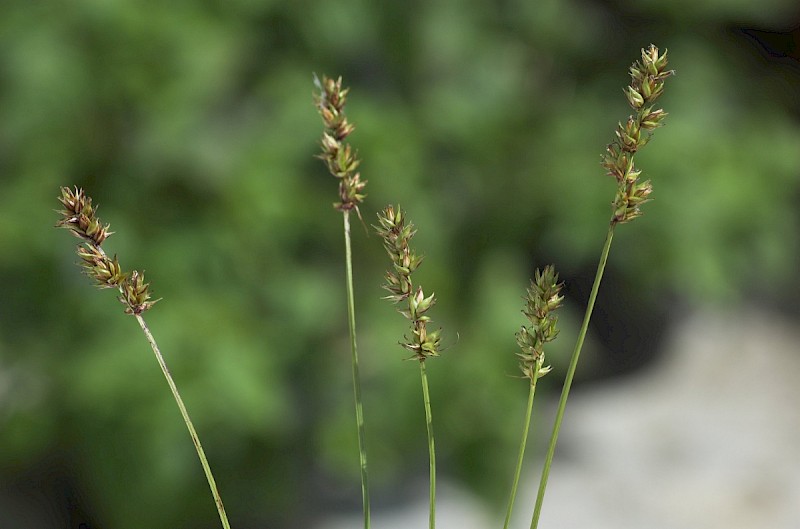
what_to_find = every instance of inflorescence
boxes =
[603,44,674,224]
[516,266,563,381]
[57,186,158,315]
[375,205,442,362]
[314,74,367,213]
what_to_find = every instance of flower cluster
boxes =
[57,186,158,315]
[602,45,674,224]
[314,74,366,213]
[76,244,126,288]
[56,186,112,245]
[516,266,563,381]
[375,205,442,361]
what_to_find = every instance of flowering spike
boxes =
[314,75,367,212]
[120,270,160,315]
[57,187,159,315]
[77,245,128,288]
[375,206,442,361]
[56,186,113,246]
[605,45,673,224]
[516,265,564,380]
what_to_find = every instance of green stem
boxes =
[134,313,231,529]
[503,360,542,529]
[419,360,436,529]
[343,210,371,529]
[530,224,616,529]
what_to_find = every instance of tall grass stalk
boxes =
[343,209,371,528]
[135,312,231,529]
[529,45,673,528]
[56,186,231,529]
[503,267,563,529]
[503,376,536,529]
[376,205,443,529]
[314,75,371,529]
[530,230,612,528]
[503,368,539,529]
[420,361,436,529]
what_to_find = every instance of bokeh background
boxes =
[1,1,799,528]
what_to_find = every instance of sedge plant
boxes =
[375,205,443,529]
[529,45,674,528]
[313,74,371,529]
[55,186,231,529]
[503,266,563,529]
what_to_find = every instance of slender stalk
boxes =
[419,361,436,529]
[56,187,231,528]
[375,206,442,529]
[315,75,371,528]
[343,210,371,529]
[527,44,672,527]
[503,359,542,529]
[530,224,615,529]
[134,313,231,529]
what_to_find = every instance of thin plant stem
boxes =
[343,210,371,529]
[56,187,230,528]
[375,206,441,529]
[134,313,231,529]
[503,359,542,529]
[530,224,615,529]
[419,361,436,529]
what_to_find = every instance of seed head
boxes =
[57,187,158,315]
[516,265,563,381]
[120,270,160,315]
[375,206,441,361]
[314,74,366,212]
[56,186,113,246]
[602,45,673,224]
[77,244,128,288]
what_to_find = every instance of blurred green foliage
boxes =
[1,1,799,528]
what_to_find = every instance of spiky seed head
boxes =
[314,74,366,211]
[119,270,160,315]
[376,205,443,362]
[605,45,673,224]
[77,245,128,288]
[56,186,113,246]
[516,265,563,380]
[57,187,160,316]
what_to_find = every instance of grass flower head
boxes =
[602,44,674,224]
[516,265,564,381]
[314,74,367,213]
[375,205,442,361]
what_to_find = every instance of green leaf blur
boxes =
[1,1,799,528]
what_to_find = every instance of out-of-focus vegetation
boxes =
[1,1,798,528]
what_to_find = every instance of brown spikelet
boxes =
[314,75,367,212]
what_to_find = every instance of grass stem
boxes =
[419,361,436,529]
[503,360,541,529]
[134,313,231,529]
[343,210,371,529]
[530,224,615,529]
